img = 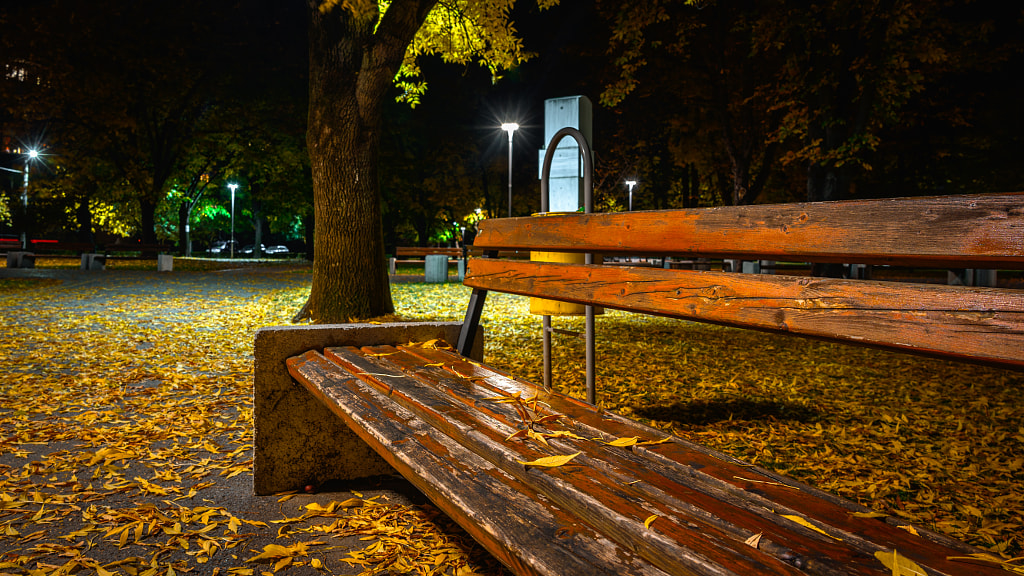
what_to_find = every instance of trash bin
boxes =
[424,254,447,283]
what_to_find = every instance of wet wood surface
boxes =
[464,259,1024,369]
[472,192,1024,268]
[288,344,1006,576]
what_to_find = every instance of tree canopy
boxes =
[595,0,1024,207]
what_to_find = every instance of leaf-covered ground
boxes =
[0,267,505,576]
[1,264,1021,576]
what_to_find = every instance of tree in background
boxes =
[0,0,310,246]
[597,0,1024,205]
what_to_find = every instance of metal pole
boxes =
[21,162,29,249]
[539,127,597,403]
[543,315,552,390]
[507,131,513,218]
[228,183,238,259]
[626,180,637,212]
[230,189,235,259]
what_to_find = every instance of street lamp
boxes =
[501,122,519,217]
[21,149,39,248]
[228,183,238,258]
[625,179,638,211]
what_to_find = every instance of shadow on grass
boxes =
[632,398,820,427]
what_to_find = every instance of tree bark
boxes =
[303,0,435,322]
[140,197,158,245]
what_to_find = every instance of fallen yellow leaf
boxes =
[517,452,581,468]
[874,550,927,576]
[604,436,640,447]
[780,514,841,541]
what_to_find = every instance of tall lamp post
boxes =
[21,149,39,248]
[228,183,238,258]
[625,179,637,211]
[501,122,519,217]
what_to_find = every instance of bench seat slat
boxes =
[288,344,1006,576]
[356,346,902,576]
[322,346,805,576]
[472,193,1024,269]
[287,350,673,576]
[399,346,1001,576]
[464,260,1024,369]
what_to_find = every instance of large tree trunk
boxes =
[140,198,158,244]
[301,0,434,322]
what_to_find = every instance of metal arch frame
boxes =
[539,127,597,404]
[458,127,599,404]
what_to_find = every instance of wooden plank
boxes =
[28,241,96,253]
[357,346,893,576]
[472,193,1024,269]
[396,346,1007,576]
[325,346,862,576]
[396,247,463,257]
[287,350,674,576]
[463,259,1024,370]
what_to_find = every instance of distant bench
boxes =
[4,241,175,269]
[256,190,1023,576]
[4,240,98,268]
[388,246,464,281]
[102,243,174,259]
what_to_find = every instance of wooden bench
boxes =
[28,240,97,254]
[389,246,465,280]
[3,240,98,268]
[255,190,1023,576]
[103,243,174,259]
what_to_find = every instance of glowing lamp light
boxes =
[500,123,519,217]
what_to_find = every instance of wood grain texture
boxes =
[464,259,1024,369]
[287,350,672,576]
[473,193,1024,268]
[287,346,1007,576]
[399,347,1002,576]
[325,346,810,576]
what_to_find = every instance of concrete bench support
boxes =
[253,321,483,495]
[81,253,106,270]
[6,251,35,268]
[157,254,174,272]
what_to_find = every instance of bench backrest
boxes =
[463,192,1024,370]
[396,247,463,258]
[29,240,97,253]
[104,243,172,253]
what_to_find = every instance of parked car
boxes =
[264,245,289,256]
[241,244,265,255]
[209,240,239,255]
